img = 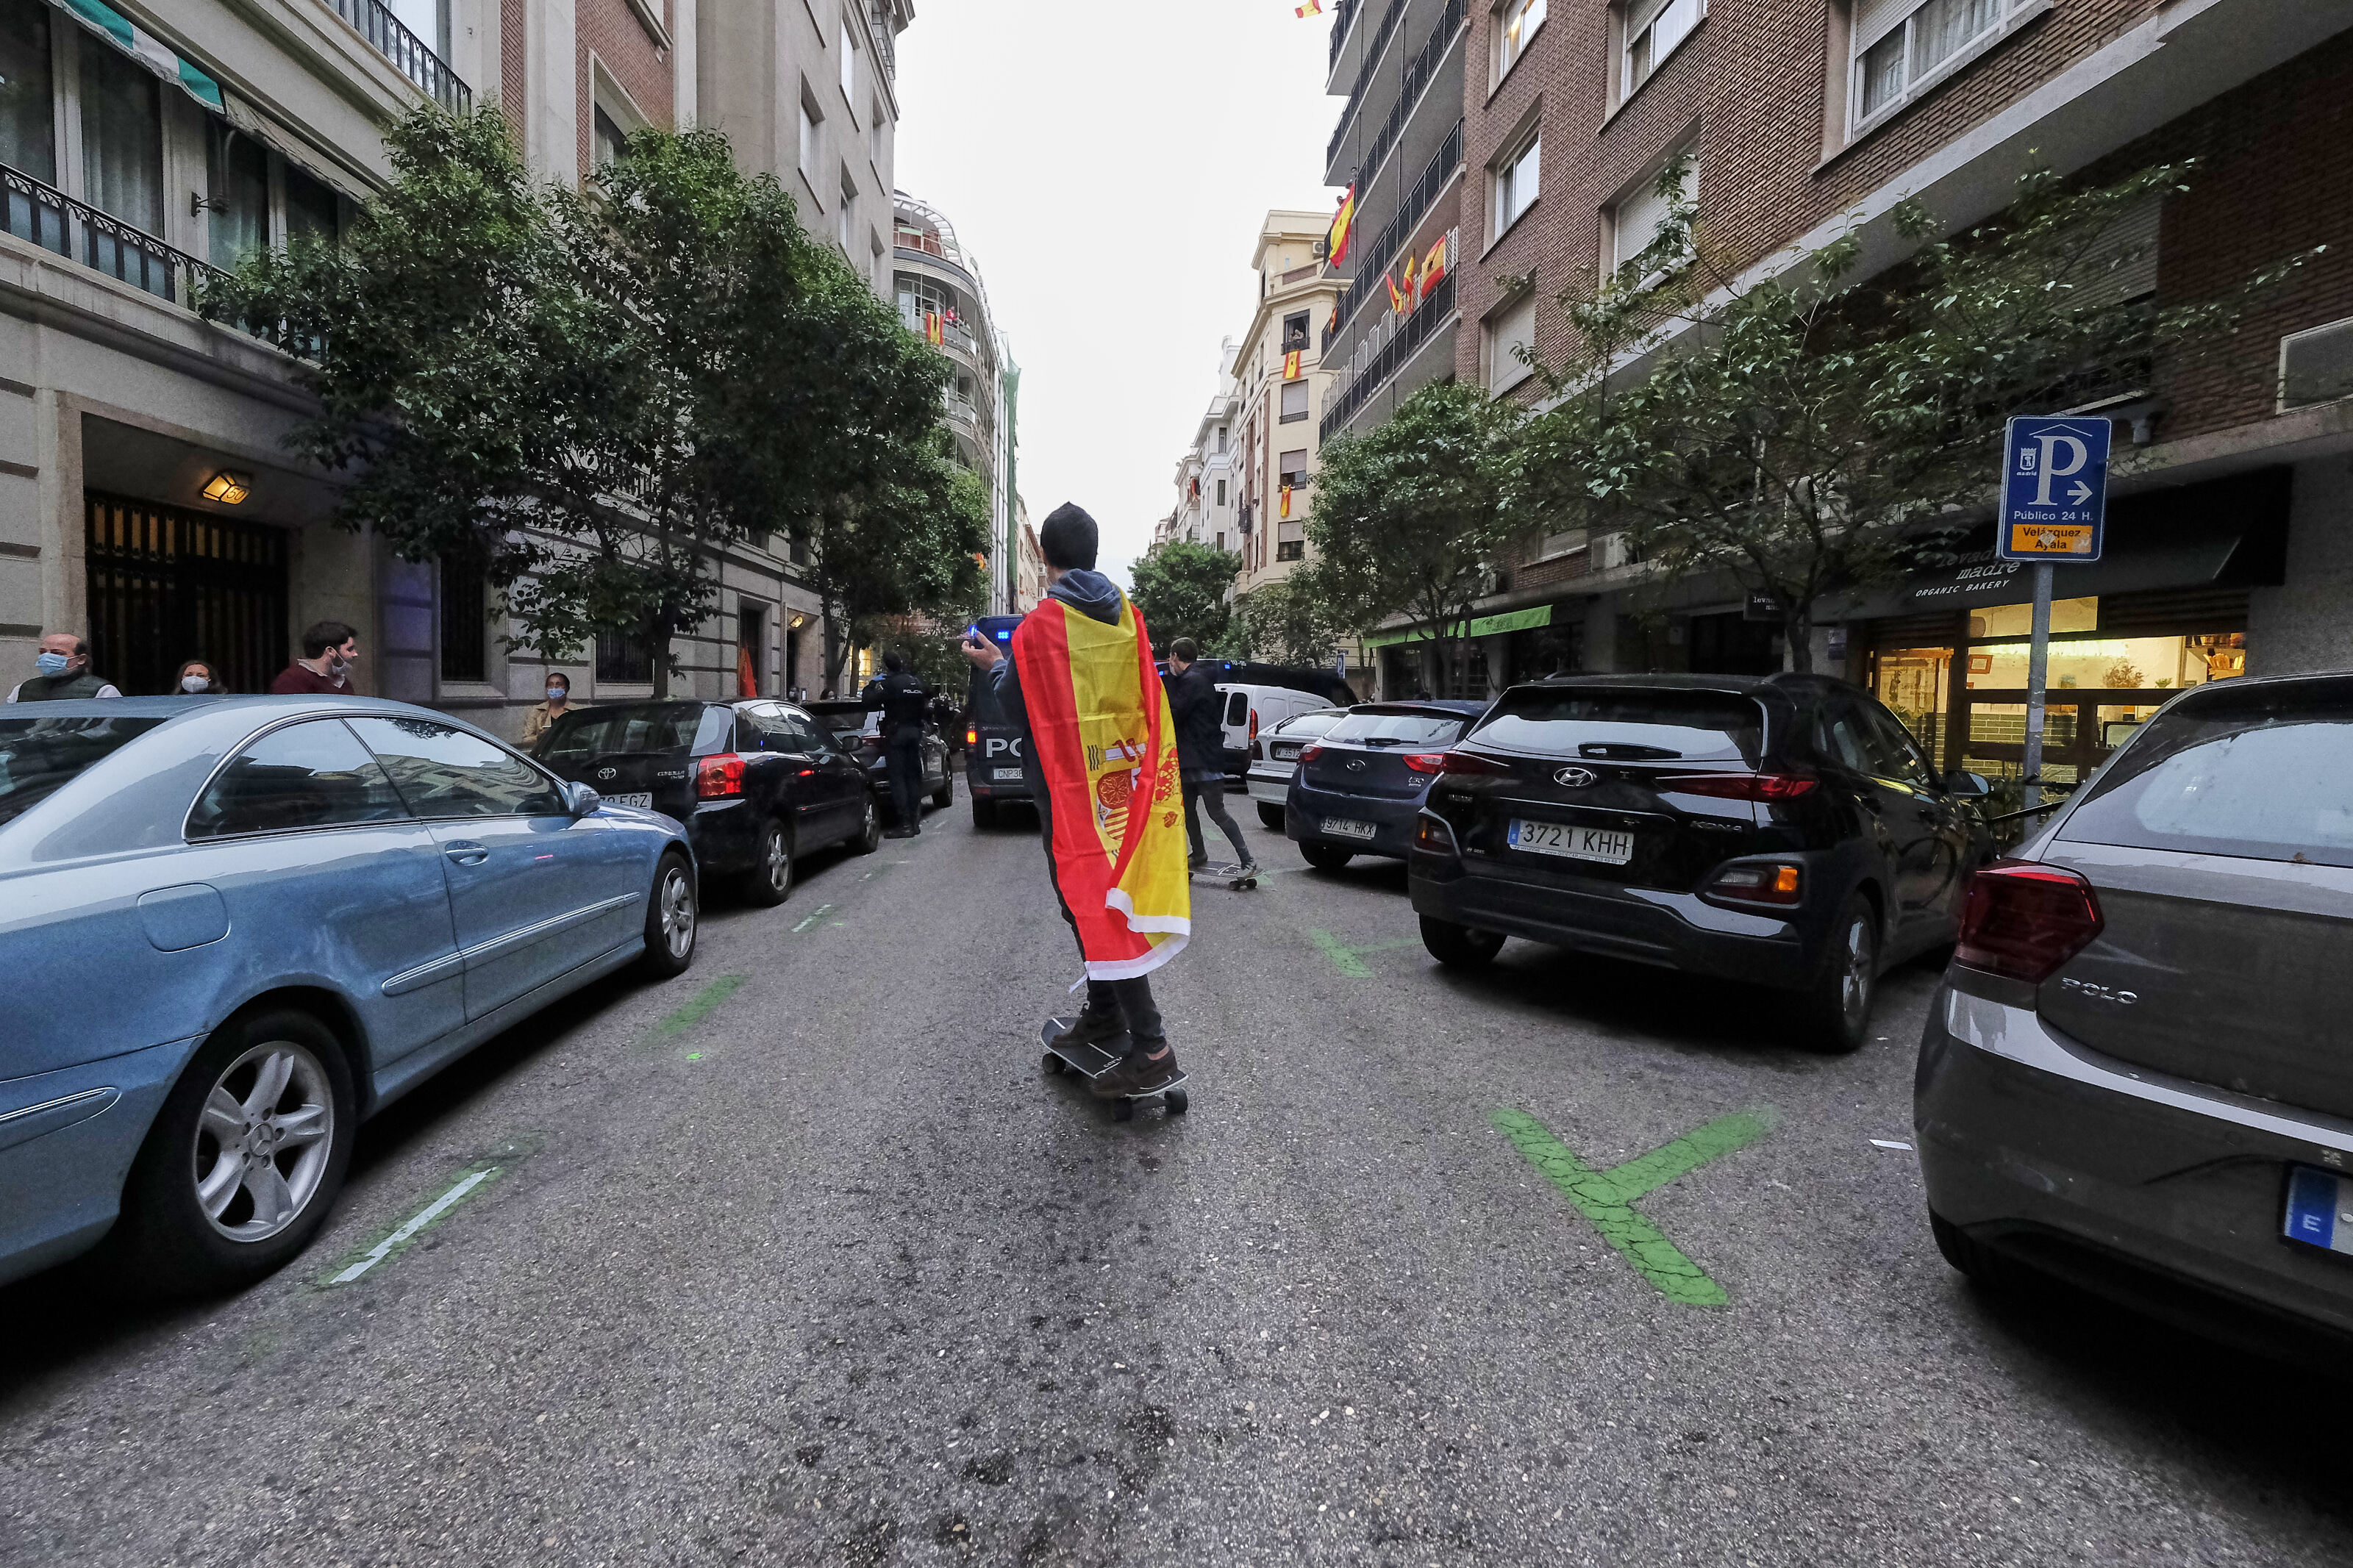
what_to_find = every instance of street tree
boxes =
[801,430,990,694]
[1127,540,1240,654]
[1306,379,1515,691]
[1504,157,2314,670]
[1232,570,1346,667]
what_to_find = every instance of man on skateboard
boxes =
[963,504,1190,1099]
[1164,637,1259,881]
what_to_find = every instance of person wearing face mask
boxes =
[521,670,574,748]
[270,620,360,695]
[7,632,121,701]
[174,659,222,695]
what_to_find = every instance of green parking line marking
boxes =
[1492,1106,1778,1306]
[1307,930,1425,977]
[653,974,746,1039]
[791,904,836,933]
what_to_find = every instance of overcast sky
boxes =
[892,0,1341,590]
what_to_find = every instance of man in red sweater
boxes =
[270,620,361,695]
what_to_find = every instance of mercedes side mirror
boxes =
[562,780,604,817]
[1942,770,1992,798]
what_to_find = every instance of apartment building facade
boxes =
[1167,337,1239,556]
[1231,210,1343,595]
[1318,0,1468,445]
[1387,0,2353,791]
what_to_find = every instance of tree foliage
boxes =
[1304,379,1513,680]
[1504,156,2316,670]
[808,432,990,691]
[1232,570,1346,667]
[205,107,968,696]
[1127,540,1240,653]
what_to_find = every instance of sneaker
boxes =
[1090,1039,1182,1098]
[885,826,918,839]
[1049,1012,1125,1051]
[1188,856,1210,870]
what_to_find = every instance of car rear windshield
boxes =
[1469,688,1764,762]
[0,715,166,828]
[805,705,876,737]
[538,704,713,763]
[2060,680,2353,867]
[1274,712,1343,740]
[1324,710,1469,748]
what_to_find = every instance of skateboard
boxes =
[1189,862,1262,891]
[1039,1017,1190,1121]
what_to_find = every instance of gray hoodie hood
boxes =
[1047,568,1124,626]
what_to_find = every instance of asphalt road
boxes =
[3,790,2349,1567]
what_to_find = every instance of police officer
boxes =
[862,650,932,838]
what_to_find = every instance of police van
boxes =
[963,615,1028,827]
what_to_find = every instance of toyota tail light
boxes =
[1656,773,1818,801]
[696,753,746,799]
[1707,862,1803,906]
[1955,859,2104,982]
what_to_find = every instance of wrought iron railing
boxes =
[1320,272,1454,442]
[1326,0,1410,169]
[3,160,221,309]
[323,0,471,111]
[1330,118,1460,338]
[1347,0,1464,199]
[868,2,896,78]
[1329,0,1358,70]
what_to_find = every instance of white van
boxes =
[1215,684,1337,778]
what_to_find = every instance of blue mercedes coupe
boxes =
[0,697,697,1293]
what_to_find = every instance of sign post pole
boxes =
[2021,562,2053,813]
[1996,415,2113,818]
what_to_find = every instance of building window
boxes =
[870,99,886,168]
[1852,0,2011,128]
[839,19,858,107]
[1493,130,1540,240]
[799,88,823,190]
[1280,381,1310,423]
[80,42,163,232]
[1496,0,1545,82]
[1609,147,1697,279]
[1215,531,1227,552]
[438,549,488,684]
[206,123,268,268]
[596,631,652,684]
[593,104,627,169]
[0,0,55,185]
[1282,312,1310,353]
[838,171,857,253]
[1216,425,1228,453]
[1486,291,1538,393]
[1215,479,1227,506]
[1624,0,1703,99]
[285,165,339,248]
[1278,449,1309,489]
[1277,540,1305,562]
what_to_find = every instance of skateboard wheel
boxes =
[1110,1098,1135,1123]
[1042,1051,1065,1076]
[1165,1090,1190,1116]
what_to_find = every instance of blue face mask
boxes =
[546,687,567,703]
[35,651,69,678]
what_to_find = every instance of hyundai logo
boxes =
[1554,766,1598,789]
[1346,758,1368,773]
[597,767,618,781]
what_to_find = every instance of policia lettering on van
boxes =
[964,615,1029,827]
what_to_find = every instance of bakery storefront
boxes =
[1836,468,2285,788]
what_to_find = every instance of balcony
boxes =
[5,160,220,310]
[1331,119,1461,340]
[322,0,471,111]
[1321,272,1454,442]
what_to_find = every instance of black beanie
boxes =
[1038,504,1099,571]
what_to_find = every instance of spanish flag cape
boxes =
[1011,593,1190,980]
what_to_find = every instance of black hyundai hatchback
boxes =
[1407,674,1993,1050]
[535,699,880,903]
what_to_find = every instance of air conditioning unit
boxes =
[2279,316,2353,412]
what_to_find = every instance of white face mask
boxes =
[182,674,210,692]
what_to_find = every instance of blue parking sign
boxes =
[1998,415,2111,562]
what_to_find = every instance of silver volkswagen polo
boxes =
[1916,670,2353,1347]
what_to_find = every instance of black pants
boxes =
[885,730,926,826]
[1183,776,1251,867]
[1035,784,1165,1043]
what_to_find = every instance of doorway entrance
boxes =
[85,493,288,695]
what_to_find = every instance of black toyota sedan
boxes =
[1285,701,1493,869]
[801,699,954,826]
[535,699,880,903]
[1407,674,1993,1051]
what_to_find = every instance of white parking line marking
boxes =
[329,1168,494,1284]
[792,903,835,933]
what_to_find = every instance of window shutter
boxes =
[1627,0,1671,34]
[1852,0,1914,50]
[2070,192,2161,311]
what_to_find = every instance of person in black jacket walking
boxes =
[862,650,932,838]
[1165,639,1257,874]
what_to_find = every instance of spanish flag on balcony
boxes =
[924,312,945,346]
[1385,270,1406,315]
[1422,232,1449,296]
[1283,349,1302,381]
[1280,486,1293,519]
[1401,252,1418,305]
[1327,185,1355,267]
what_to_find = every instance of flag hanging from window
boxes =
[1401,252,1418,305]
[1385,271,1405,315]
[1422,232,1449,296]
[924,312,944,346]
[1295,0,1324,15]
[1280,486,1293,519]
[1325,302,1339,335]
[1327,185,1356,267]
[1283,349,1302,381]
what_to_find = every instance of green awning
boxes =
[1361,603,1554,648]
[51,0,225,110]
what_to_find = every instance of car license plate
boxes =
[1271,744,1301,760]
[2283,1167,2353,1255]
[604,792,653,809]
[1510,817,1635,864]
[993,767,1023,781]
[1322,817,1377,840]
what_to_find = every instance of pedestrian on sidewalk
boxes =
[1165,637,1257,876]
[270,621,360,695]
[173,659,221,695]
[862,649,931,838]
[7,632,120,701]
[962,504,1190,1099]
[521,671,572,748]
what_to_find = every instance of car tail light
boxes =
[965,726,977,747]
[1657,773,1818,801]
[1415,813,1460,853]
[1435,751,1512,776]
[1956,859,2104,982]
[1249,708,1260,743]
[1402,751,1448,773]
[1299,744,1325,764]
[696,753,746,799]
[1707,862,1802,906]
